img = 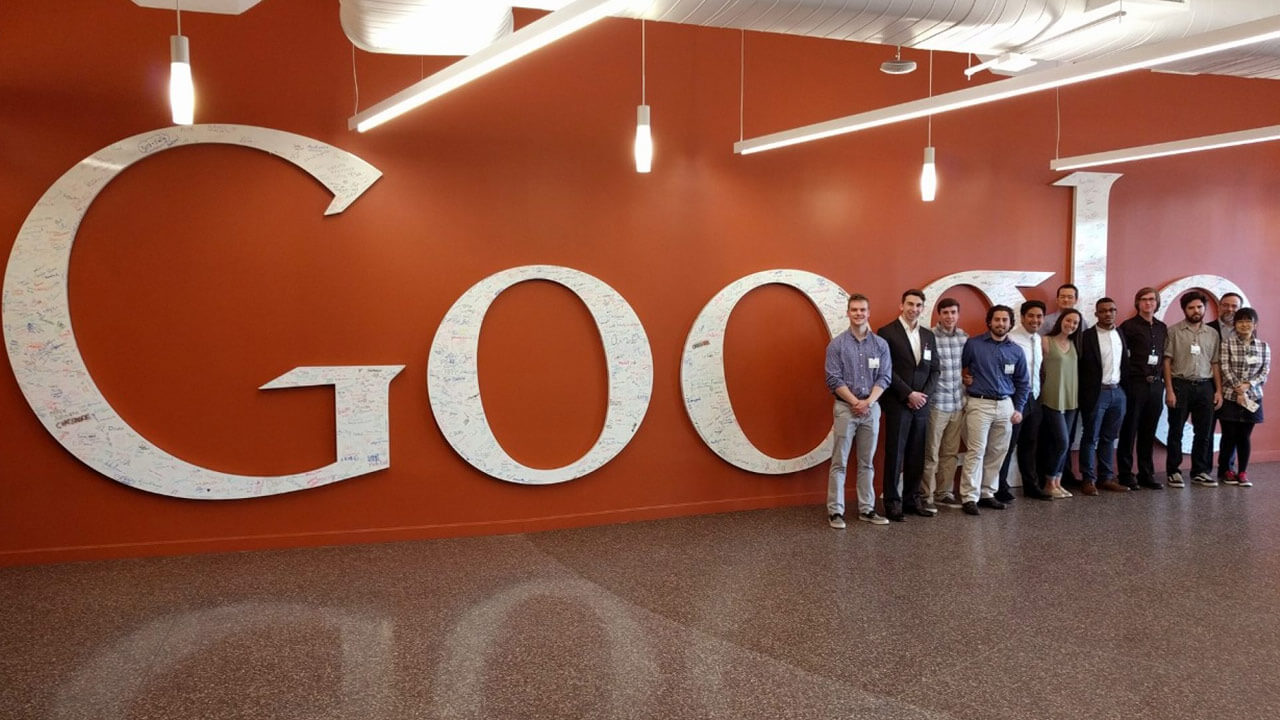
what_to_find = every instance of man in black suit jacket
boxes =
[877,289,941,520]
[1079,297,1131,495]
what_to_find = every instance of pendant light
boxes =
[634,19,652,173]
[169,1,194,125]
[920,51,936,202]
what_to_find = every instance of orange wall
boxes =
[2,1,1278,565]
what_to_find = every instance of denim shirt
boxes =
[825,329,892,400]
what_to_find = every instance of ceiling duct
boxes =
[336,1,1280,81]
[340,0,515,56]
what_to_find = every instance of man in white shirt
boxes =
[1079,297,1130,495]
[996,300,1048,501]
[876,290,941,520]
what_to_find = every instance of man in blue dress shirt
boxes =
[824,294,893,528]
[959,305,1031,515]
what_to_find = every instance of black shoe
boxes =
[1138,479,1165,490]
[977,497,1007,510]
[885,501,905,522]
[994,491,1015,503]
[1023,487,1053,501]
[907,504,937,517]
[962,501,980,516]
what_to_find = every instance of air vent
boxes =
[1086,0,1189,11]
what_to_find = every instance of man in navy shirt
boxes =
[959,305,1031,515]
[824,294,893,528]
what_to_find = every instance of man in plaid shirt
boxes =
[922,297,968,510]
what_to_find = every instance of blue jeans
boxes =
[828,401,881,516]
[1042,407,1077,477]
[1080,385,1127,482]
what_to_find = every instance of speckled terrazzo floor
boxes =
[3,467,1278,720]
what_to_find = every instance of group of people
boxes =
[823,285,1270,528]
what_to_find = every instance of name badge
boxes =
[1248,354,1261,365]
[868,357,881,369]
[923,348,933,361]
[1190,344,1201,355]
[1004,363,1016,375]
[1148,353,1159,366]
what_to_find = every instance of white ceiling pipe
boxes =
[1050,124,1280,170]
[349,0,638,132]
[734,13,1280,155]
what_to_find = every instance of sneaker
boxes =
[860,511,890,525]
[1192,473,1218,487]
[1237,472,1252,487]
[1167,472,1185,488]
[1222,471,1240,485]
[962,501,980,516]
[922,500,939,514]
[937,493,963,509]
[977,497,1007,510]
[828,513,846,529]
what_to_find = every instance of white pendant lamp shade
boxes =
[169,34,194,125]
[920,146,937,202]
[634,104,652,173]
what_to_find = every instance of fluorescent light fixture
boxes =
[169,34,194,125]
[964,52,1037,78]
[634,104,653,172]
[1050,124,1280,170]
[920,146,937,201]
[350,0,634,132]
[735,14,1280,155]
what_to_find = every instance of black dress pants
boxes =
[999,395,1043,496]
[881,400,929,509]
[1117,378,1163,485]
[1166,378,1215,478]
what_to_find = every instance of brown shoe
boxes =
[1099,479,1131,493]
[1080,481,1099,496]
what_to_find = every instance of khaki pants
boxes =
[922,405,965,500]
[960,397,1014,503]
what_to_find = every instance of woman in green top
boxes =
[1040,309,1082,499]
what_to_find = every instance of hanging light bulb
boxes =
[920,146,937,202]
[634,20,652,173]
[169,3,194,125]
[919,51,936,202]
[169,35,194,125]
[634,105,653,173]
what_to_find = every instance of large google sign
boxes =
[2,126,1247,499]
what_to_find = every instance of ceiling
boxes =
[134,1,1280,80]
[331,0,1280,80]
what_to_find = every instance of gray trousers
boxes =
[827,400,881,516]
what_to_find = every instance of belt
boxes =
[1173,377,1213,385]
[1101,383,1119,390]
[968,393,1008,401]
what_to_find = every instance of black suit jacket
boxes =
[876,319,941,407]
[1080,325,1130,413]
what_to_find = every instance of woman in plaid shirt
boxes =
[1218,307,1269,487]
